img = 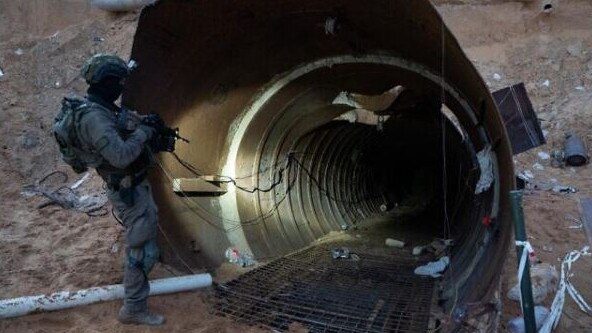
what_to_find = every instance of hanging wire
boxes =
[154,154,296,230]
[157,149,380,233]
[439,17,460,320]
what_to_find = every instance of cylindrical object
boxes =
[125,1,516,329]
[509,191,537,333]
[564,133,588,166]
[90,0,157,12]
[385,238,405,248]
[0,274,212,319]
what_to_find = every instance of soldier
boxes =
[67,54,165,325]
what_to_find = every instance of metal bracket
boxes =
[173,177,227,194]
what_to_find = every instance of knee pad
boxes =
[127,240,159,275]
[142,239,160,275]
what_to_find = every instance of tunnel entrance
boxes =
[124,1,514,330]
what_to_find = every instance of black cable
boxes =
[170,158,296,227]
[171,152,292,194]
[111,207,124,226]
[291,156,380,205]
[38,170,68,186]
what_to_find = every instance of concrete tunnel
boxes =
[122,0,514,326]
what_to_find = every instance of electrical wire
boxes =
[111,203,196,274]
[439,17,460,321]
[159,149,380,232]
[171,151,295,193]
[291,156,381,205]
[157,223,197,274]
[154,156,296,230]
[38,170,69,186]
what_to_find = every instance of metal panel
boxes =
[493,83,546,155]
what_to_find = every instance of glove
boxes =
[141,112,166,133]
[149,132,176,153]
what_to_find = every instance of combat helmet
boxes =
[81,54,129,85]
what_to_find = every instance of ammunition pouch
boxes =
[106,169,149,206]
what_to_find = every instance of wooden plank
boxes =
[172,178,227,194]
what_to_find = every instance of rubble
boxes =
[507,263,558,304]
[224,247,256,267]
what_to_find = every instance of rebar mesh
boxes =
[213,243,436,332]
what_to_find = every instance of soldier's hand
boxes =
[141,113,165,133]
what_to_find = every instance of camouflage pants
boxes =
[108,179,159,313]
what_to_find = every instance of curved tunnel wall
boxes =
[124,0,514,317]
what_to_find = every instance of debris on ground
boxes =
[507,305,550,333]
[414,256,450,278]
[224,247,256,267]
[550,149,566,168]
[384,238,405,248]
[538,151,551,160]
[21,171,108,216]
[507,263,558,304]
[551,185,577,194]
[412,245,425,256]
[564,133,588,167]
[492,83,546,155]
[330,247,360,261]
[542,0,554,14]
[539,247,592,332]
[518,170,535,183]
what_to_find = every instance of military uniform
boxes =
[56,54,165,325]
[75,94,159,315]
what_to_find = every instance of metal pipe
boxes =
[509,190,536,333]
[90,0,157,12]
[564,133,588,167]
[0,274,212,319]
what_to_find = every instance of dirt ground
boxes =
[1,0,592,332]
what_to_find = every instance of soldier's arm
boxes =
[80,111,155,169]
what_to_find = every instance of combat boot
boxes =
[118,306,166,326]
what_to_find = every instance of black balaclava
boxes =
[87,75,124,109]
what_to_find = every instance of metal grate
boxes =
[212,243,436,332]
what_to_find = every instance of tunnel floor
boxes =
[212,220,440,333]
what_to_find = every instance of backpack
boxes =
[53,96,92,173]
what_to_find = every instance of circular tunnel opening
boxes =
[226,59,495,311]
[124,1,513,326]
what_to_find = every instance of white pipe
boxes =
[90,0,158,12]
[0,274,212,319]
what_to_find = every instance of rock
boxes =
[507,263,558,304]
[20,132,40,149]
[537,151,550,160]
[566,42,584,59]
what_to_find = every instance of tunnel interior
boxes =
[230,63,488,271]
[123,0,514,327]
